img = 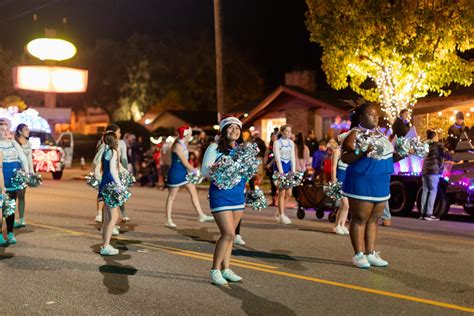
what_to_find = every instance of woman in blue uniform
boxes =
[273,125,296,225]
[165,126,213,228]
[331,131,350,235]
[341,103,404,268]
[201,117,245,285]
[0,120,30,246]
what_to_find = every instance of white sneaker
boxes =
[352,252,370,269]
[210,269,228,286]
[122,216,131,222]
[198,214,214,223]
[366,251,388,267]
[95,213,102,222]
[279,215,292,225]
[333,225,345,235]
[234,234,246,246]
[221,269,242,282]
[342,226,350,234]
[165,220,177,228]
[112,226,120,236]
[100,245,119,256]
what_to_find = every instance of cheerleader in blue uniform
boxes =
[0,120,30,246]
[165,126,213,228]
[201,117,245,285]
[273,125,296,225]
[341,103,404,268]
[331,131,350,235]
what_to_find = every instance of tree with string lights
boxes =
[305,0,473,124]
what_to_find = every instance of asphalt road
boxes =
[0,173,473,315]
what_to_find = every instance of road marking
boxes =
[29,222,474,313]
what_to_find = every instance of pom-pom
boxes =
[209,156,242,190]
[102,183,131,208]
[395,137,411,157]
[186,169,204,185]
[272,171,304,189]
[85,172,100,190]
[234,143,261,179]
[2,194,16,217]
[27,172,42,187]
[323,181,343,201]
[11,169,28,190]
[354,131,385,159]
[410,138,429,158]
[245,188,267,211]
[119,171,136,188]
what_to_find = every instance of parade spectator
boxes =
[305,130,319,156]
[392,109,411,138]
[322,147,333,183]
[311,141,326,181]
[326,128,338,150]
[188,152,199,168]
[447,111,469,152]
[264,132,278,206]
[159,138,172,190]
[294,132,310,173]
[420,130,445,221]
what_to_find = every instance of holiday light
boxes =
[26,38,76,61]
[0,107,51,132]
[14,66,88,93]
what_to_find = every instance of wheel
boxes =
[315,209,324,219]
[296,207,305,220]
[328,210,337,223]
[52,170,63,180]
[389,181,415,216]
[416,186,449,219]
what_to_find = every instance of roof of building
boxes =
[153,110,218,127]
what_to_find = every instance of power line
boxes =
[0,0,62,24]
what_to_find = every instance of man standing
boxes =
[392,109,411,138]
[447,111,469,152]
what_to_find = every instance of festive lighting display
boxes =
[0,107,51,132]
[14,66,88,93]
[33,149,60,172]
[26,38,77,61]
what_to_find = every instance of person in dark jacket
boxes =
[447,111,469,152]
[392,109,411,138]
[420,130,445,221]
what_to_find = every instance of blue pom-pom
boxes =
[245,188,267,211]
[119,171,136,188]
[186,169,204,185]
[102,183,131,208]
[27,172,42,187]
[11,169,28,190]
[210,156,242,190]
[2,194,16,217]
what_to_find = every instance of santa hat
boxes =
[176,126,192,139]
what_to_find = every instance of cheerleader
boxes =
[98,131,125,255]
[341,103,404,268]
[201,117,245,285]
[165,126,213,228]
[331,131,350,235]
[0,120,30,246]
[14,124,34,228]
[273,125,296,225]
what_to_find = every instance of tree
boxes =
[0,48,16,99]
[305,0,474,123]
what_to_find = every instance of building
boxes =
[142,109,218,134]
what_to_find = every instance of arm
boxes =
[26,141,34,172]
[109,150,121,184]
[273,140,283,173]
[304,146,310,168]
[290,140,296,173]
[341,131,365,164]
[174,143,195,172]
[92,143,105,178]
[331,147,341,182]
[201,143,218,178]
[13,141,30,173]
[119,140,128,168]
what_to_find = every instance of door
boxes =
[57,132,73,168]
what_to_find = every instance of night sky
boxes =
[0,0,324,92]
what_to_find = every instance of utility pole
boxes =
[213,0,224,122]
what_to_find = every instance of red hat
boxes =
[177,126,191,139]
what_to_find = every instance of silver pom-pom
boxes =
[27,172,43,187]
[395,137,411,157]
[323,181,343,201]
[234,143,261,179]
[210,156,242,190]
[410,138,429,158]
[85,172,100,190]
[102,183,131,208]
[11,169,28,190]
[354,131,385,159]
[186,169,204,185]
[245,188,267,211]
[2,194,16,217]
[272,171,304,189]
[119,171,136,188]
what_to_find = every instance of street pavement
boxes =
[0,170,473,315]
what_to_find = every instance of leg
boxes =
[17,188,26,220]
[335,196,349,227]
[119,203,127,219]
[381,200,391,220]
[102,205,119,247]
[212,211,236,270]
[235,218,242,235]
[420,175,430,216]
[6,191,18,234]
[348,198,373,254]
[426,175,440,217]
[365,202,385,253]
[270,178,277,206]
[165,187,179,222]
[184,184,205,217]
[278,188,289,216]
[222,211,243,269]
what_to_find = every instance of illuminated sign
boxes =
[13,66,88,93]
[26,38,77,61]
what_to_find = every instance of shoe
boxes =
[333,225,345,235]
[210,269,228,286]
[366,251,388,267]
[19,218,26,227]
[221,269,242,282]
[198,214,214,223]
[342,226,350,234]
[165,220,177,228]
[122,216,130,222]
[274,214,280,222]
[14,220,26,228]
[419,216,425,220]
[381,220,391,226]
[7,232,16,244]
[352,252,370,269]
[112,226,120,236]
[279,215,292,225]
[95,213,102,223]
[100,245,119,256]
[0,235,7,247]
[424,215,439,221]
[234,234,246,246]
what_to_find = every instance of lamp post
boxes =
[213,0,225,122]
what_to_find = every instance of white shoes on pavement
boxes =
[366,251,388,267]
[95,213,102,223]
[333,225,349,235]
[112,226,120,236]
[234,234,246,246]
[352,252,370,269]
[100,245,119,256]
[198,214,214,223]
[279,214,292,225]
[165,220,177,228]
